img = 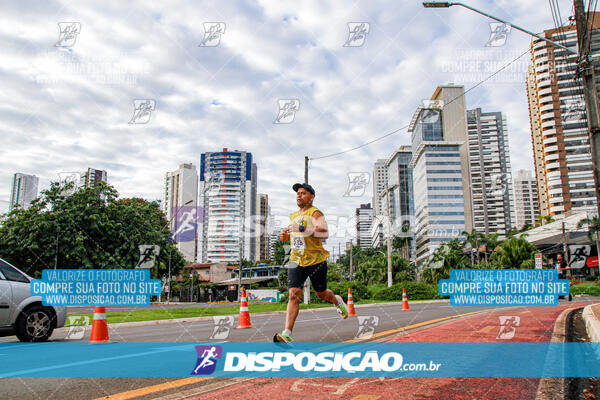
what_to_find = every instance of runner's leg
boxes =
[285,287,303,331]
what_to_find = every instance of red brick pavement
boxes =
[191,302,596,400]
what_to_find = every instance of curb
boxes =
[56,299,450,331]
[536,306,582,400]
[582,303,600,343]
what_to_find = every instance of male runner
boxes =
[275,183,348,343]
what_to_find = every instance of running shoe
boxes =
[275,330,294,343]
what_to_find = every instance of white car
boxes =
[0,258,67,342]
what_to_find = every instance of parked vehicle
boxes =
[0,258,67,342]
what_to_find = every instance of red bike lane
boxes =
[191,302,596,400]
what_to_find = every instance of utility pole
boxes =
[574,0,600,218]
[562,221,569,272]
[348,240,354,278]
[386,187,393,287]
[54,228,59,270]
[304,156,309,184]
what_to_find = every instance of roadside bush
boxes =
[570,282,600,296]
[278,281,369,303]
[328,281,369,302]
[372,282,439,301]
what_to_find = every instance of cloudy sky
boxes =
[0,0,578,253]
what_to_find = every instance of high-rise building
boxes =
[386,146,414,226]
[372,159,388,216]
[527,16,600,217]
[513,169,540,229]
[256,193,270,261]
[9,173,39,211]
[356,203,373,248]
[268,228,284,260]
[409,85,471,267]
[467,108,515,237]
[80,168,107,188]
[386,145,415,258]
[163,163,199,262]
[198,149,257,263]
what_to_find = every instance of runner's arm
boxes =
[310,211,328,239]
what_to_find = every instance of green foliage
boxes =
[372,282,440,301]
[271,239,288,265]
[420,239,469,284]
[578,217,600,242]
[0,181,186,278]
[328,281,369,302]
[570,282,600,296]
[489,236,538,269]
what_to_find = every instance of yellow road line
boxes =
[346,309,496,342]
[93,377,211,400]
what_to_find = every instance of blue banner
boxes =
[31,269,161,306]
[1,342,599,378]
[440,269,569,306]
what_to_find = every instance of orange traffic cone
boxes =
[89,306,110,343]
[347,288,356,317]
[236,288,253,329]
[401,288,410,311]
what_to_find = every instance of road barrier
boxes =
[89,306,110,343]
[236,288,253,329]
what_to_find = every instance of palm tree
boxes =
[535,214,555,227]
[462,229,483,266]
[480,233,500,263]
[490,236,537,268]
[577,216,600,270]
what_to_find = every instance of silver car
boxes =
[0,258,67,342]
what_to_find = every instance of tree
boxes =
[421,239,469,284]
[536,215,555,227]
[270,239,288,265]
[462,229,483,266]
[0,181,186,278]
[577,216,600,263]
[489,236,538,269]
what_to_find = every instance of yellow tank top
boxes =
[289,206,330,267]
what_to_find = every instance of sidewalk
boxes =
[190,302,597,400]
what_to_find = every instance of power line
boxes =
[310,47,531,161]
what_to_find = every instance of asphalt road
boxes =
[0,299,593,400]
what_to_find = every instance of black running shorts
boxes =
[287,261,328,292]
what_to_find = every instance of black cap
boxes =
[292,183,315,195]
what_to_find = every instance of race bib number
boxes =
[291,236,306,250]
